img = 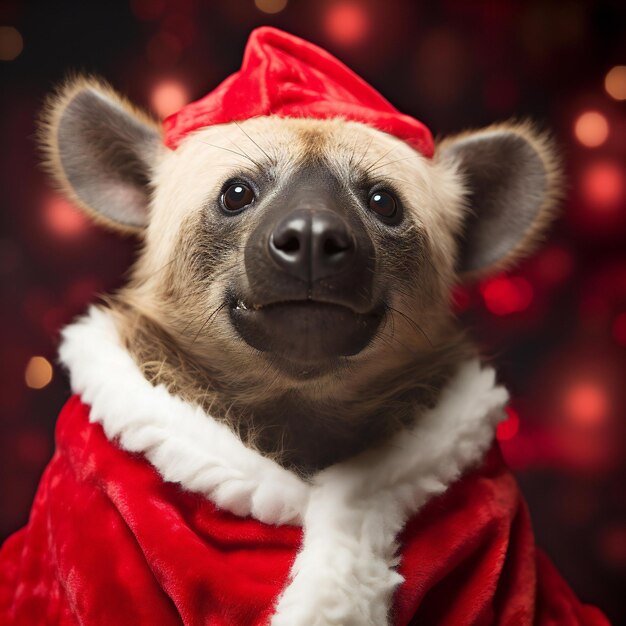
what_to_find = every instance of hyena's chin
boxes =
[228,290,385,368]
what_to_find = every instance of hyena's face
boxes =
[138,117,463,381]
[42,79,560,396]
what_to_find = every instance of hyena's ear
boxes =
[438,122,562,277]
[39,76,163,232]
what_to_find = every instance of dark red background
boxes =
[1,1,625,622]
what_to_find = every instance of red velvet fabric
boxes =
[0,396,609,625]
[162,27,434,157]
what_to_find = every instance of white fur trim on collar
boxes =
[59,306,308,525]
[59,305,509,626]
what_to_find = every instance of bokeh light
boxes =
[563,381,609,427]
[324,1,370,47]
[150,79,190,118]
[255,0,288,14]
[44,193,89,238]
[604,65,626,101]
[0,26,23,61]
[480,276,534,315]
[24,357,53,390]
[581,160,625,210]
[574,111,609,148]
[497,407,520,441]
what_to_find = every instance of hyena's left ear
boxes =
[438,122,562,277]
[39,76,163,232]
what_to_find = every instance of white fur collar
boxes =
[59,306,509,626]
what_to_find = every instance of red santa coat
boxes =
[0,307,609,626]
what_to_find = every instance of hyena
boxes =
[43,81,559,474]
[0,27,607,626]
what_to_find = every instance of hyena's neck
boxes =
[107,301,473,475]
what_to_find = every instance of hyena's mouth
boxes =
[228,296,384,364]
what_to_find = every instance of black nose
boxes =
[269,209,355,282]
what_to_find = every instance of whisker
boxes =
[366,154,425,174]
[362,147,396,175]
[191,301,228,345]
[386,304,433,347]
[199,141,262,169]
[133,254,182,283]
[227,138,265,170]
[233,121,275,165]
[354,133,376,171]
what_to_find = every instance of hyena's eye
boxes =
[368,189,398,220]
[221,182,255,213]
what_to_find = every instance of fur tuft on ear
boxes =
[38,75,163,233]
[437,120,563,278]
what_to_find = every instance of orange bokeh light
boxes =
[581,160,624,210]
[605,65,626,101]
[563,381,609,427]
[24,356,53,390]
[0,26,23,61]
[574,111,609,148]
[480,276,533,315]
[150,79,190,119]
[44,194,88,237]
[325,1,370,46]
[255,0,288,14]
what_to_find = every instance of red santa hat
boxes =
[163,26,434,157]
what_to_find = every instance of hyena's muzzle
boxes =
[229,164,385,364]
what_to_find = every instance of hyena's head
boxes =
[40,78,560,469]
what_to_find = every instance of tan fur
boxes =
[40,79,561,472]
[97,117,471,470]
[121,118,465,397]
[37,75,163,235]
[109,298,473,473]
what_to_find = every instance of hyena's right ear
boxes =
[39,76,163,232]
